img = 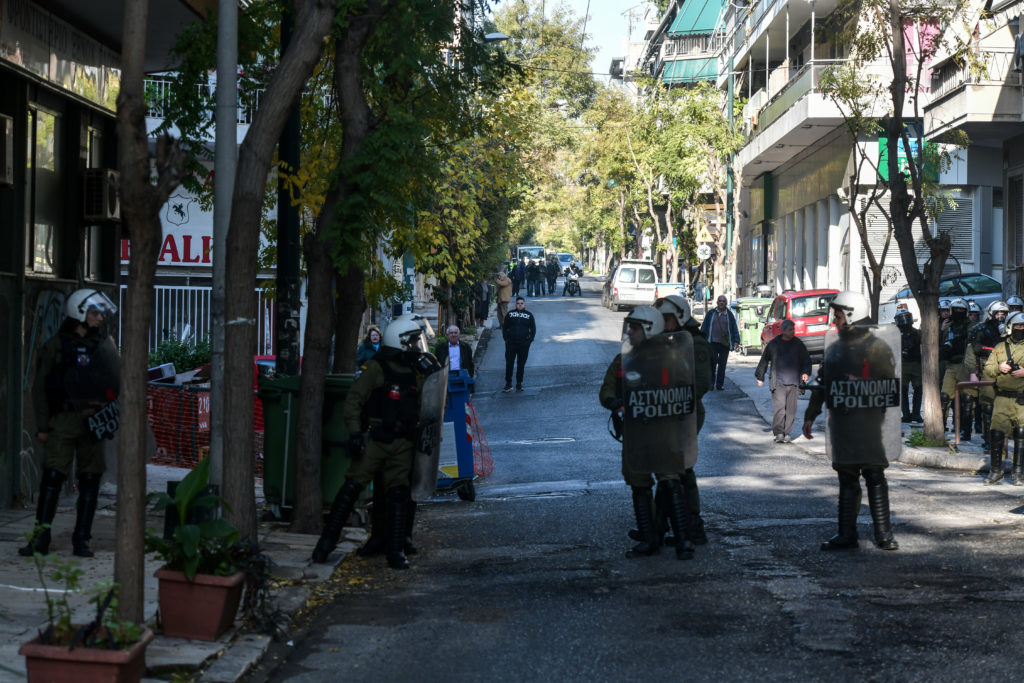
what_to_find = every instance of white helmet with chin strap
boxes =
[65,289,118,323]
[829,291,871,326]
[382,318,424,352]
[624,305,665,340]
[654,294,692,328]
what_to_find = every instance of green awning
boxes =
[661,58,718,84]
[668,0,724,35]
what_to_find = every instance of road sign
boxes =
[697,244,712,261]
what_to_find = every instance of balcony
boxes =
[143,77,265,142]
[925,50,1023,146]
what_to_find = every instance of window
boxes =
[942,274,1001,295]
[638,268,656,284]
[25,106,62,275]
[790,294,835,318]
[618,268,636,283]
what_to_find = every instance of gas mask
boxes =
[1012,328,1024,344]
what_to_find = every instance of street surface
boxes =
[248,277,1024,682]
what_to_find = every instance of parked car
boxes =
[557,252,576,271]
[605,260,658,311]
[877,272,1003,324]
[760,289,840,356]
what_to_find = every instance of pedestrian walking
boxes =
[312,318,428,569]
[803,291,900,552]
[434,325,474,377]
[755,319,811,443]
[20,289,120,558]
[511,259,525,297]
[981,311,1024,485]
[356,325,382,369]
[502,297,535,392]
[495,271,512,328]
[700,295,741,390]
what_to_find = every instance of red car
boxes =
[760,289,840,356]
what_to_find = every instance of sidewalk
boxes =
[0,469,365,682]
[724,353,991,473]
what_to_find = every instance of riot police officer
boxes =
[968,300,982,324]
[600,306,697,560]
[941,298,972,433]
[803,291,900,551]
[312,318,426,568]
[895,310,923,423]
[966,300,1008,450]
[981,312,1024,485]
[1008,295,1024,314]
[20,289,120,558]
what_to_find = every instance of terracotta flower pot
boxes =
[19,627,154,683]
[155,567,245,641]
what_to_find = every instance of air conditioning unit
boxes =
[0,114,13,187]
[83,168,120,222]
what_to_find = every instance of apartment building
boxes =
[924,0,1023,293]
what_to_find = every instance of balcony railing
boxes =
[931,50,1021,100]
[144,78,264,125]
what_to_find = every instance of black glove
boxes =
[347,432,365,455]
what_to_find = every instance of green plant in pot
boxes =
[146,457,245,641]
[18,546,154,682]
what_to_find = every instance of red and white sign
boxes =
[121,189,213,266]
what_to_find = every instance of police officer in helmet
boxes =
[312,318,426,568]
[803,291,899,551]
[894,310,923,423]
[981,311,1024,485]
[20,289,120,558]
[600,306,696,560]
[940,298,972,433]
[966,300,1008,451]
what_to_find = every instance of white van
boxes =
[607,260,658,311]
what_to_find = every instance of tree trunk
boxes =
[222,1,340,542]
[115,0,184,622]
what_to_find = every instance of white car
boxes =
[877,273,1004,324]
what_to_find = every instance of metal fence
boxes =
[118,285,276,355]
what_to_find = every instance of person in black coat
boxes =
[502,297,536,392]
[434,325,475,377]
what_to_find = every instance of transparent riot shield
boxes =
[821,324,902,465]
[411,354,449,501]
[620,332,698,473]
[64,337,121,440]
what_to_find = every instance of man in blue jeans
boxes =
[700,295,741,390]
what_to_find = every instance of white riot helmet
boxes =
[988,300,1009,318]
[1004,311,1024,335]
[949,297,969,313]
[829,291,871,326]
[654,295,692,328]
[938,298,952,312]
[65,289,118,323]
[392,313,433,352]
[623,305,665,341]
[1007,295,1024,311]
[382,318,424,352]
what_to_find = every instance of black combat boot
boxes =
[960,396,974,442]
[312,479,364,563]
[1013,427,1024,486]
[821,471,861,551]
[940,393,951,432]
[626,487,659,558]
[385,486,410,570]
[863,468,898,550]
[72,473,102,557]
[985,430,1006,485]
[403,499,418,555]
[910,385,923,423]
[663,480,695,560]
[628,482,668,546]
[19,469,66,557]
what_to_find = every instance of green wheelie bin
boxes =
[258,373,357,518]
[734,297,774,355]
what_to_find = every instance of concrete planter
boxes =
[155,568,244,641]
[20,627,154,683]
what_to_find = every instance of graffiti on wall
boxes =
[23,290,65,392]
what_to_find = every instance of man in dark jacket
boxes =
[546,259,560,294]
[502,297,536,392]
[434,325,474,377]
[755,319,812,442]
[700,295,741,390]
[511,259,525,297]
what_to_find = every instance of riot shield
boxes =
[821,324,901,465]
[64,336,121,440]
[620,331,698,473]
[410,354,449,501]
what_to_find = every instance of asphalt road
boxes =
[248,277,1024,682]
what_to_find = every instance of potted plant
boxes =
[146,457,245,641]
[18,545,153,683]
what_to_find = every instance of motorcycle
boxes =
[563,269,581,297]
